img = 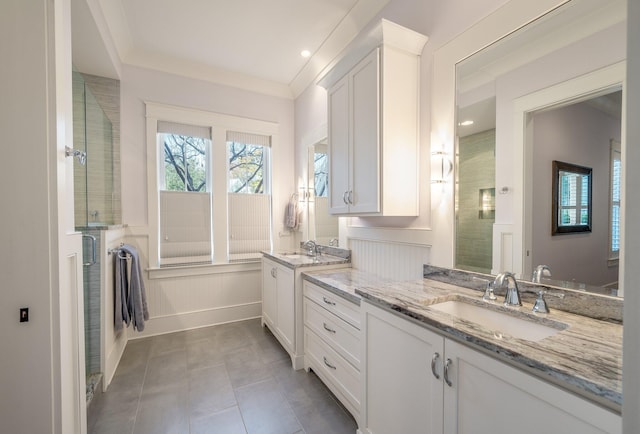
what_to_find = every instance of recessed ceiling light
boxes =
[301,49,311,58]
[459,120,474,126]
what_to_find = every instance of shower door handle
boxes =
[83,234,97,266]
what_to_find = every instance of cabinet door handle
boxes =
[323,356,337,370]
[348,190,354,204]
[444,358,453,387]
[343,190,349,204]
[323,322,336,334]
[431,352,440,380]
[322,296,336,306]
[270,268,277,278]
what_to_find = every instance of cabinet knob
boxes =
[431,352,440,380]
[444,358,453,387]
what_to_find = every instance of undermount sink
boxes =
[429,299,568,342]
[279,252,310,259]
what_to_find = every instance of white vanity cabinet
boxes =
[361,301,621,434]
[321,20,427,217]
[303,281,361,425]
[262,257,295,351]
[261,256,350,370]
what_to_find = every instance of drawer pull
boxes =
[323,297,336,306]
[323,322,336,334]
[431,352,440,380]
[323,356,337,370]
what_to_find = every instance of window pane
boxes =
[314,152,328,197]
[228,142,266,194]
[612,204,620,252]
[560,172,577,206]
[581,175,589,206]
[162,133,208,192]
[580,208,589,225]
[561,209,576,225]
[612,159,621,202]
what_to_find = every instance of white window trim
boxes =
[146,102,279,270]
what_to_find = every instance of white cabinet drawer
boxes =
[303,281,360,329]
[304,298,360,368]
[305,327,360,413]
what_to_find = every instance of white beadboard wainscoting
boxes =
[103,227,128,389]
[119,227,262,335]
[348,236,431,281]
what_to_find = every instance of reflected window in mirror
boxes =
[314,152,328,197]
[552,161,592,235]
[609,139,621,263]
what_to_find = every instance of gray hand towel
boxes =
[121,244,149,331]
[114,250,130,332]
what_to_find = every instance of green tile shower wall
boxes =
[72,71,121,227]
[456,129,496,273]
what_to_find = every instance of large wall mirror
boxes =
[307,139,339,245]
[455,0,625,296]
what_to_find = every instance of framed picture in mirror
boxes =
[552,160,592,235]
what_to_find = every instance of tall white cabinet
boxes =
[361,301,621,434]
[320,20,428,216]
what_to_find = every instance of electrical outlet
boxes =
[20,308,29,323]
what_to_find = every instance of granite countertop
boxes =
[301,268,623,413]
[302,268,393,305]
[262,250,350,269]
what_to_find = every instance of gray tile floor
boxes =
[89,318,358,434]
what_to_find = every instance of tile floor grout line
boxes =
[129,342,151,434]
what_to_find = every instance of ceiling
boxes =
[71,0,390,99]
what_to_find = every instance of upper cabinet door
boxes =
[350,49,381,214]
[328,76,351,214]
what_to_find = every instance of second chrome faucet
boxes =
[493,271,522,307]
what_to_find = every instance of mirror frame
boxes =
[551,160,592,235]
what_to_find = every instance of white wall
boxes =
[623,0,640,431]
[531,102,620,286]
[1,0,83,432]
[293,0,509,278]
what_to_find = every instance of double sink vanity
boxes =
[262,249,622,433]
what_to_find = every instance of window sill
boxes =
[148,259,261,280]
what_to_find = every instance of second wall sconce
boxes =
[431,150,453,184]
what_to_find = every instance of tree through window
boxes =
[163,134,208,192]
[228,142,265,194]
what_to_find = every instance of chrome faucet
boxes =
[303,240,319,257]
[493,272,522,307]
[532,265,552,283]
[329,238,339,247]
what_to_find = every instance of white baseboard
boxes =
[128,302,262,339]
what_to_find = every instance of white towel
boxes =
[284,194,299,229]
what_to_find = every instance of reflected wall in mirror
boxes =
[531,92,621,290]
[454,0,625,295]
[307,140,339,245]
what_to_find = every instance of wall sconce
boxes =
[431,150,453,184]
